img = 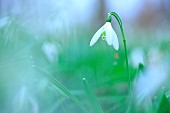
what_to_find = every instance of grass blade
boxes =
[152,88,170,113]
[33,65,88,113]
[82,78,104,113]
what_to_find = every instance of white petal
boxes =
[105,22,119,50]
[111,29,119,50]
[90,24,105,46]
[105,22,113,45]
[105,32,112,46]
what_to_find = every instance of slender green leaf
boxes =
[33,65,88,113]
[82,78,104,113]
[152,88,170,113]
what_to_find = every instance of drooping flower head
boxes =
[90,13,119,50]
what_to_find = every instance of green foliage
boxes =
[151,88,170,113]
[0,13,170,113]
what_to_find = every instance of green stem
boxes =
[123,40,131,93]
[108,12,131,93]
[109,12,132,112]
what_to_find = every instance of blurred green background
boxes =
[0,0,170,113]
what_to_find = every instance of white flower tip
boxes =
[113,40,119,51]
[114,40,119,50]
[89,35,100,47]
[89,41,94,46]
[114,45,119,51]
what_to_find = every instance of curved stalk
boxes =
[107,12,131,93]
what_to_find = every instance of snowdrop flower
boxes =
[130,48,145,68]
[90,21,119,50]
[42,42,58,63]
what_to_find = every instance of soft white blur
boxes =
[130,48,145,68]
[42,42,59,63]
[0,0,96,39]
[13,86,39,113]
[134,47,168,107]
